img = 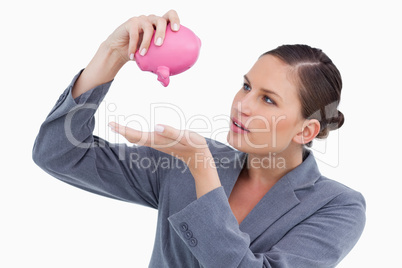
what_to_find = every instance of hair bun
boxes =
[328,110,345,130]
[316,110,345,140]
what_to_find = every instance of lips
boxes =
[231,117,250,132]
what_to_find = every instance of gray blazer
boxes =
[33,70,366,268]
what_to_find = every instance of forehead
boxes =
[247,55,299,104]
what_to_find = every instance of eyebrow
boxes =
[243,75,283,101]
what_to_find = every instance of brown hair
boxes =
[262,44,344,147]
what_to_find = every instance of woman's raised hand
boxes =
[72,10,180,98]
[105,10,181,62]
[108,122,213,171]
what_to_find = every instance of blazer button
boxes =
[189,237,198,247]
[185,230,193,239]
[179,222,188,232]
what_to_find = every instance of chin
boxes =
[226,131,286,155]
[226,131,256,153]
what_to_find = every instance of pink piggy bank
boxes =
[134,24,201,87]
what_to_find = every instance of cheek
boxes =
[271,114,303,144]
[250,112,294,133]
[253,114,299,145]
[272,116,294,132]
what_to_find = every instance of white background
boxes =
[1,0,400,267]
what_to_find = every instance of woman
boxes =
[32,10,366,267]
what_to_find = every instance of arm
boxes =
[110,120,222,199]
[168,186,366,268]
[71,42,125,99]
[32,11,181,206]
[32,69,161,206]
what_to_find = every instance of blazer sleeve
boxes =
[32,69,161,208]
[168,186,366,268]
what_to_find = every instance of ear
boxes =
[293,119,321,145]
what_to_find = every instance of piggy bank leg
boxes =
[156,66,170,87]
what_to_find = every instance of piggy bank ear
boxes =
[156,66,170,87]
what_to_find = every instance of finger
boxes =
[162,9,180,31]
[109,122,180,148]
[127,19,140,60]
[137,19,154,56]
[147,15,167,46]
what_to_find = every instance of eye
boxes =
[243,83,251,91]
[243,82,275,105]
[263,95,275,104]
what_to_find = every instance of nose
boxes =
[236,92,253,117]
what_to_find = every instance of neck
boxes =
[244,144,304,187]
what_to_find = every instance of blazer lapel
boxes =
[238,174,300,243]
[216,147,321,244]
